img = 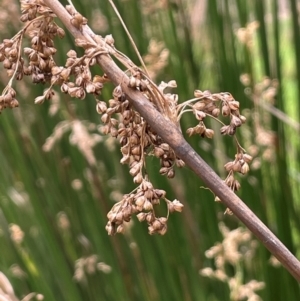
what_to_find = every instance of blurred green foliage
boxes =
[0,0,300,300]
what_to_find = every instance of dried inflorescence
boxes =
[0,0,251,234]
[176,89,253,213]
[200,223,264,301]
[106,178,183,235]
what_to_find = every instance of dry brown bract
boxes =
[0,0,251,234]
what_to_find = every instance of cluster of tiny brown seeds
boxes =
[106,179,183,235]
[224,153,252,177]
[216,152,253,214]
[0,1,252,232]
[0,88,19,112]
[185,90,246,139]
[0,38,24,82]
[97,84,184,182]
[0,0,66,112]
[179,89,251,214]
[93,83,186,234]
[66,5,88,30]
[22,2,65,85]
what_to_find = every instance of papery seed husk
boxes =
[144,190,153,200]
[195,110,206,120]
[186,128,194,136]
[231,115,242,127]
[105,34,115,45]
[148,226,155,235]
[194,90,203,98]
[129,134,139,145]
[194,125,205,135]
[154,147,164,157]
[176,159,185,168]
[60,68,71,81]
[146,213,155,223]
[129,164,141,177]
[86,83,96,93]
[137,212,146,222]
[152,219,162,230]
[232,161,242,172]
[167,169,175,178]
[220,125,229,135]
[143,200,153,211]
[129,76,136,88]
[10,99,19,108]
[34,95,45,105]
[158,226,167,235]
[243,153,253,163]
[229,100,240,110]
[101,124,111,135]
[172,199,183,212]
[154,189,166,198]
[233,180,241,191]
[117,224,124,233]
[110,127,118,138]
[152,198,160,205]
[101,113,110,124]
[240,115,246,123]
[222,105,230,116]
[205,129,214,139]
[212,108,220,117]
[96,101,107,114]
[131,145,141,156]
[193,101,206,111]
[241,162,250,174]
[134,173,143,184]
[224,161,234,171]
[215,196,221,202]
[61,83,69,93]
[120,154,130,164]
[226,125,236,135]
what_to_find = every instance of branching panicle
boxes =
[0,0,251,234]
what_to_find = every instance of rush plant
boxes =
[0,0,299,282]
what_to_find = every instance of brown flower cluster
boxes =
[179,90,246,138]
[96,81,185,234]
[106,178,183,235]
[0,0,251,234]
[176,90,252,212]
[0,0,185,235]
[0,0,64,112]
[200,223,264,301]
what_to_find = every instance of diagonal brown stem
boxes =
[44,0,300,282]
